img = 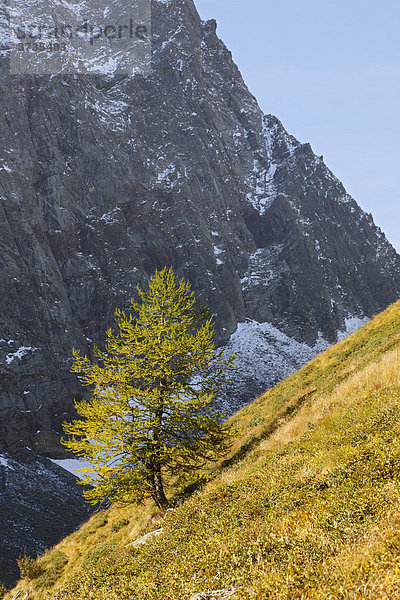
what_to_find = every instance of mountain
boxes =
[7,299,400,600]
[1,0,400,587]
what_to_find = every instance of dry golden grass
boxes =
[6,300,400,600]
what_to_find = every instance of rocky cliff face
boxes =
[0,0,399,452]
[0,453,92,587]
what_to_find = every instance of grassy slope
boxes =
[6,301,400,600]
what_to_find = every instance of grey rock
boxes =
[190,589,237,600]
[125,527,164,548]
[0,453,92,588]
[0,0,399,455]
[11,592,28,600]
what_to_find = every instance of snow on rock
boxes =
[156,163,180,188]
[223,314,370,412]
[86,97,130,132]
[228,319,328,382]
[240,246,282,292]
[100,207,122,225]
[5,346,38,365]
[337,316,369,341]
[0,454,15,470]
[213,245,224,265]
[223,320,329,411]
[245,115,299,214]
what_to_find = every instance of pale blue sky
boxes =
[195,0,400,251]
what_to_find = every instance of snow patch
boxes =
[100,208,121,225]
[156,163,177,186]
[225,319,329,409]
[337,316,369,341]
[0,455,15,470]
[5,346,38,365]
[213,245,224,265]
[157,25,183,53]
[245,115,300,215]
[86,96,129,131]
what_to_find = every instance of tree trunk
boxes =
[151,469,169,510]
[150,387,169,510]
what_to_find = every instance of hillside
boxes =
[5,300,400,600]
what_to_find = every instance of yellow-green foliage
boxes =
[7,300,400,600]
[63,267,234,509]
[34,553,68,589]
[110,519,130,533]
[16,554,44,581]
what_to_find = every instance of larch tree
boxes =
[62,267,235,510]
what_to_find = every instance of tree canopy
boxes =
[62,267,234,509]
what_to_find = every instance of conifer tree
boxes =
[62,267,234,509]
